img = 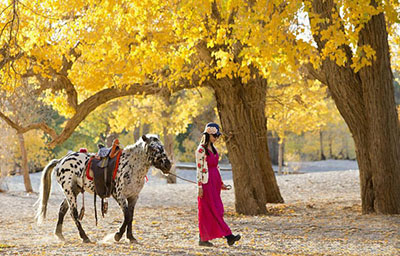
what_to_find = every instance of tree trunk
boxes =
[106,132,118,147]
[328,135,333,159]
[319,130,326,160]
[211,77,283,215]
[133,126,141,142]
[18,133,33,193]
[163,127,176,184]
[344,137,349,159]
[309,0,400,213]
[278,138,284,174]
[267,132,280,165]
[0,162,7,192]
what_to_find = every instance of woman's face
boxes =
[209,134,219,143]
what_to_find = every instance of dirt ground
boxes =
[0,169,399,255]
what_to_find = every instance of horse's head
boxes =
[142,134,172,174]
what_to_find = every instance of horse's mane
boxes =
[122,134,160,154]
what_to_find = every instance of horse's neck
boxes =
[124,142,150,179]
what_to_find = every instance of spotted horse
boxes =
[35,135,171,243]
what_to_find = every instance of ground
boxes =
[0,160,399,255]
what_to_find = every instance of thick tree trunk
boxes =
[211,77,283,215]
[309,0,400,213]
[18,133,33,193]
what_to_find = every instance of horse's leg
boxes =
[126,196,138,243]
[64,189,91,243]
[113,195,129,242]
[55,198,69,241]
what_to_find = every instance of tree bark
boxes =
[17,133,33,193]
[163,130,176,184]
[319,130,326,160]
[210,77,283,215]
[309,0,400,213]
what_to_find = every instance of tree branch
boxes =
[0,110,57,138]
[47,82,168,148]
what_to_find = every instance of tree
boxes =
[0,85,52,192]
[298,0,400,214]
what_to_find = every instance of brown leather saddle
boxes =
[84,149,122,224]
[89,153,119,199]
[86,145,122,198]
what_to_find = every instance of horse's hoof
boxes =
[82,238,91,243]
[114,233,122,242]
[55,233,65,241]
[129,238,138,244]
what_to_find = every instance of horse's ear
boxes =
[142,135,148,142]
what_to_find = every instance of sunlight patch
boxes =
[99,233,116,244]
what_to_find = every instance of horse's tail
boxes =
[35,158,60,224]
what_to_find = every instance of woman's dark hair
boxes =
[201,133,217,156]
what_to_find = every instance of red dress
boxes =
[198,149,232,241]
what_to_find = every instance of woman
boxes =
[196,122,241,247]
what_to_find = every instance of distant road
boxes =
[176,159,359,173]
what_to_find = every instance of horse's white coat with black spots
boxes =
[36,135,171,243]
[54,142,150,206]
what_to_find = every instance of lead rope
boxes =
[164,173,232,189]
[164,173,197,184]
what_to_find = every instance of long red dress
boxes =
[198,149,232,241]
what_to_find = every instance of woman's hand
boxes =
[221,184,231,190]
[198,187,203,198]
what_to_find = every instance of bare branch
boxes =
[0,110,20,131]
[0,110,57,138]
[211,0,221,23]
[19,123,57,138]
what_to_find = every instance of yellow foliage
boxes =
[0,126,51,173]
[109,88,214,136]
[0,0,398,146]
[23,130,53,168]
[266,77,331,140]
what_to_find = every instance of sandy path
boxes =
[0,166,399,255]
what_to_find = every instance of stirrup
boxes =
[102,199,108,216]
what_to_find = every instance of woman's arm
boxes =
[195,146,206,197]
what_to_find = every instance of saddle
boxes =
[87,148,122,199]
[84,141,122,224]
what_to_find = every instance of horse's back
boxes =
[55,152,90,189]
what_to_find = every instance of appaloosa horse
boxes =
[35,135,171,243]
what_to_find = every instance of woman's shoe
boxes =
[199,240,214,247]
[226,234,241,246]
